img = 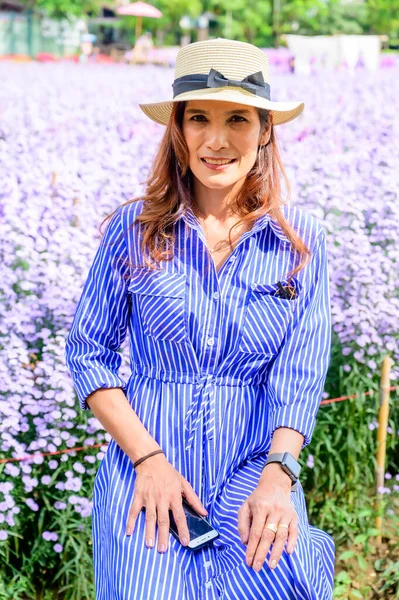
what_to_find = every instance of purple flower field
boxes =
[0,61,398,552]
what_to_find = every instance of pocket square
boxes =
[273,281,299,300]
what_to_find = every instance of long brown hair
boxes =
[100,101,311,282]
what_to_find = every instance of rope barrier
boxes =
[0,443,107,464]
[0,386,398,465]
[319,385,398,405]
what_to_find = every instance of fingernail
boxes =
[182,537,189,546]
[159,544,166,553]
[126,527,132,536]
[255,561,262,571]
[270,559,277,569]
[147,539,153,547]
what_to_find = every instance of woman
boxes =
[65,38,335,599]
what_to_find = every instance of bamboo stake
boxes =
[374,355,392,544]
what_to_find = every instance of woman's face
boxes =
[182,100,269,191]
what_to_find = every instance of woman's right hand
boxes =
[125,453,208,553]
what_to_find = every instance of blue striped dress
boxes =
[65,199,335,600]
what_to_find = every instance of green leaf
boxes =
[356,554,368,571]
[353,533,368,544]
[349,591,364,599]
[337,550,356,560]
[366,528,381,537]
[335,570,352,584]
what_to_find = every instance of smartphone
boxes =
[169,497,219,551]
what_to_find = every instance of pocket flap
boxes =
[128,269,186,298]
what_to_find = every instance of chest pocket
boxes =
[239,280,301,356]
[128,269,187,343]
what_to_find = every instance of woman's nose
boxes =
[205,126,229,149]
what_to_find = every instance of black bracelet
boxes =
[133,449,165,469]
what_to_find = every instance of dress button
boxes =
[212,291,220,300]
[207,374,213,382]
[204,560,212,568]
[207,337,215,346]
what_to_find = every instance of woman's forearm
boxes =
[268,427,304,460]
[259,427,305,489]
[86,387,162,464]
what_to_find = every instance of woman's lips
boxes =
[201,158,237,171]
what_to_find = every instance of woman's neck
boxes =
[192,176,245,221]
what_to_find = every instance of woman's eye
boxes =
[189,115,247,123]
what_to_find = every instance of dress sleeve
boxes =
[266,228,332,449]
[65,207,130,411]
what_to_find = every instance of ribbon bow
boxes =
[172,69,271,100]
[207,68,270,98]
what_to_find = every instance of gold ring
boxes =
[278,524,289,529]
[264,523,278,533]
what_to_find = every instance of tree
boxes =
[156,0,202,44]
[20,0,103,20]
[209,0,273,45]
[365,0,399,36]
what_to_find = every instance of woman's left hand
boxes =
[237,464,299,572]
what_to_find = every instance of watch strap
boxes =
[265,452,285,464]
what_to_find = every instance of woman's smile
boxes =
[201,156,238,170]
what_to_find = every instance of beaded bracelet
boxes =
[133,449,165,469]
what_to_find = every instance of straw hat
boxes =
[139,38,304,126]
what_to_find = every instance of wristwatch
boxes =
[262,452,301,491]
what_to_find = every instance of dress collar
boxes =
[180,205,290,245]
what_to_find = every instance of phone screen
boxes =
[169,499,215,540]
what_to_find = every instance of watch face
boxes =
[283,453,301,479]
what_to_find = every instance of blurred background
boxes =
[0,0,397,64]
[0,1,399,599]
